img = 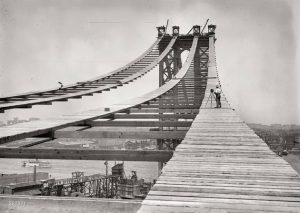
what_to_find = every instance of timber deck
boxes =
[137,33,300,213]
[138,107,300,212]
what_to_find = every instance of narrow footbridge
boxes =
[1,25,300,213]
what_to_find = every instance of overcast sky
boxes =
[0,0,299,124]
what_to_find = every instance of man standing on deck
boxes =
[214,85,222,108]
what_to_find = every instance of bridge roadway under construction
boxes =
[1,25,300,213]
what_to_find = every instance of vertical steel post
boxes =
[33,165,37,182]
[157,26,183,175]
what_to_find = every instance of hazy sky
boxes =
[0,0,299,124]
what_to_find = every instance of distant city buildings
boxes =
[247,123,300,154]
[270,124,282,128]
[2,117,40,126]
[124,140,155,150]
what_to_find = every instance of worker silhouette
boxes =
[58,82,63,90]
[214,85,221,108]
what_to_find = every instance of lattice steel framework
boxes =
[157,26,209,168]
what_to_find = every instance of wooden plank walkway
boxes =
[138,107,300,212]
[137,36,300,212]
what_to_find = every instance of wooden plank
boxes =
[146,195,300,207]
[157,176,300,187]
[0,148,173,162]
[112,113,196,119]
[138,104,200,109]
[142,198,300,210]
[86,120,193,127]
[149,190,300,202]
[154,180,300,191]
[138,205,287,213]
[0,195,142,213]
[140,200,300,212]
[0,137,52,148]
[54,129,187,139]
[129,108,199,114]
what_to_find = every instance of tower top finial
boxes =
[172,26,179,36]
[193,25,201,35]
[208,25,216,35]
[156,26,166,37]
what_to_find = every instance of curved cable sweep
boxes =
[0,36,200,144]
[0,35,177,112]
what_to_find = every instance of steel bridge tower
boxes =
[1,23,299,213]
[156,25,210,172]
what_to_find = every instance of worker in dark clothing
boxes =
[58,82,63,90]
[214,85,221,108]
